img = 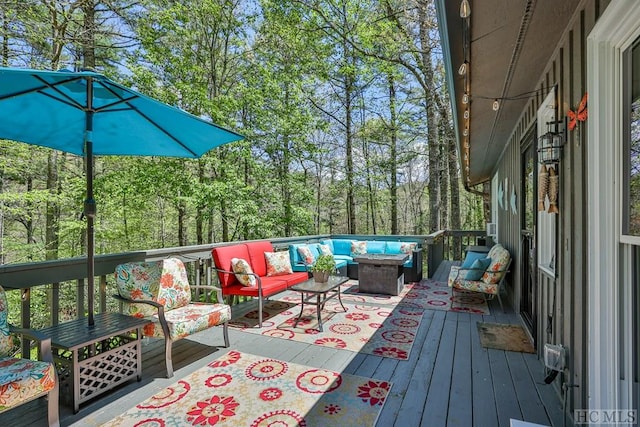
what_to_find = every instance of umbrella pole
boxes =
[85,146,95,327]
[85,77,96,327]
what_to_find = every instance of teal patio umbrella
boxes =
[0,67,243,326]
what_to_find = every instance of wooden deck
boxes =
[2,261,569,426]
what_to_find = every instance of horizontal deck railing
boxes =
[1,230,486,355]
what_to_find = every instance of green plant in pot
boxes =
[310,254,336,283]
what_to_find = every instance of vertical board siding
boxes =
[493,0,611,417]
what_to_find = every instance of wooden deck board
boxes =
[448,311,473,426]
[471,310,500,427]
[394,310,445,427]
[1,260,570,427]
[489,348,525,426]
[421,312,457,427]
[506,351,552,425]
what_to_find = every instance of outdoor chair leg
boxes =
[48,381,60,427]
[258,298,263,327]
[165,338,174,378]
[223,321,230,347]
[497,292,505,313]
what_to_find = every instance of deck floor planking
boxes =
[0,260,571,427]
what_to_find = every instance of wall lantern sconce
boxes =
[537,120,565,164]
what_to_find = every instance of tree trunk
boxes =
[81,0,96,69]
[178,199,187,247]
[342,9,356,235]
[45,151,60,260]
[196,160,205,245]
[388,72,398,235]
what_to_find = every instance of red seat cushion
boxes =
[280,272,311,286]
[212,244,251,288]
[222,277,290,297]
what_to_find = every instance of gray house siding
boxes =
[493,0,611,416]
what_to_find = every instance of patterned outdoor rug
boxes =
[103,350,390,426]
[231,300,423,360]
[278,278,490,315]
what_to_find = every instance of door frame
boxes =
[520,127,537,338]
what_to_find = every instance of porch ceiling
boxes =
[436,0,580,187]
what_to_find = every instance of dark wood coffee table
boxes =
[290,275,348,331]
[354,253,409,296]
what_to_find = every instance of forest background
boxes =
[0,0,487,268]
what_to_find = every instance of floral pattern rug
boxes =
[103,350,390,427]
[278,278,490,315]
[231,300,423,360]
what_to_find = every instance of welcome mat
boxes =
[277,279,490,315]
[231,300,423,360]
[103,350,390,426]
[477,322,535,353]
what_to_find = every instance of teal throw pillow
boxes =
[465,257,491,281]
[461,251,487,268]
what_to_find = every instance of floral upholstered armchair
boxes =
[0,285,59,426]
[115,258,231,378]
[448,244,512,312]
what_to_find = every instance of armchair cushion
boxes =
[0,358,57,409]
[0,285,59,424]
[0,293,10,356]
[482,245,511,284]
[448,266,500,295]
[140,303,232,341]
[115,258,191,316]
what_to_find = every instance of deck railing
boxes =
[1,230,485,356]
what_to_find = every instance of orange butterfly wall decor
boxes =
[567,92,588,131]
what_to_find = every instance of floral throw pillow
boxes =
[297,245,315,265]
[231,258,257,286]
[318,244,332,256]
[265,251,293,276]
[350,241,367,257]
[400,242,417,262]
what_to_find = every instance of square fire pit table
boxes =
[354,253,409,296]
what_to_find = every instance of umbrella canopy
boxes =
[0,66,244,326]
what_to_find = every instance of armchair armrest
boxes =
[113,293,167,319]
[8,325,53,363]
[191,284,225,304]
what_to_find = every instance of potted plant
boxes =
[309,254,336,283]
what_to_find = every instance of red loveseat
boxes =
[211,241,309,327]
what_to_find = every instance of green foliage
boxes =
[0,0,484,267]
[310,254,337,273]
